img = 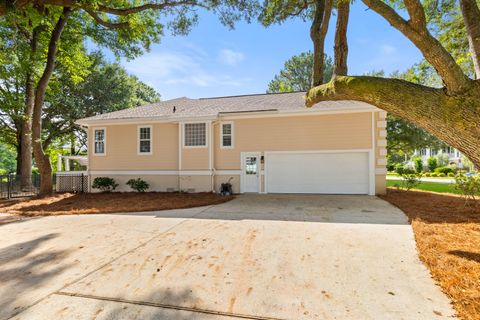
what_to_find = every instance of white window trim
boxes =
[93,127,106,156]
[182,121,208,149]
[220,121,234,149]
[137,125,153,155]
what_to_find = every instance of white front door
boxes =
[242,153,260,193]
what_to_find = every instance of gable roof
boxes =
[76,92,377,125]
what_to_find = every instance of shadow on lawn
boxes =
[379,189,480,224]
[0,233,73,319]
[449,250,480,263]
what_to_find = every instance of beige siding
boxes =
[88,123,178,171]
[181,148,209,170]
[214,112,372,170]
[179,175,212,192]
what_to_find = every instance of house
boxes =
[75,92,387,195]
[414,147,465,168]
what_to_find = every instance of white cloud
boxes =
[123,45,249,92]
[380,44,397,55]
[218,49,245,66]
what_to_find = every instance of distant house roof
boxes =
[76,92,377,125]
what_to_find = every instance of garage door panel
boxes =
[266,152,369,194]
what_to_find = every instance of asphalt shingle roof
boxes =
[78,92,374,123]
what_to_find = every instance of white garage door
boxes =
[266,152,370,194]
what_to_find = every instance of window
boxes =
[221,122,234,148]
[138,126,152,154]
[94,128,105,155]
[420,149,427,156]
[184,123,206,147]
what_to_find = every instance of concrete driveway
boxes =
[0,195,454,320]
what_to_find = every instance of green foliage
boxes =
[400,172,423,191]
[126,178,150,192]
[92,177,118,192]
[427,156,438,172]
[413,156,424,173]
[455,174,480,204]
[267,51,333,93]
[0,143,16,173]
[395,164,415,175]
[435,166,455,175]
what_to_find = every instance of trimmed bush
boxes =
[126,178,150,192]
[424,172,431,177]
[427,156,438,172]
[413,157,424,173]
[434,166,455,175]
[448,172,455,177]
[438,173,446,177]
[92,177,118,192]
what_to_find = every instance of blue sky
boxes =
[113,2,423,100]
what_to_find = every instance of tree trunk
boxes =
[310,0,333,86]
[15,135,22,175]
[306,76,480,168]
[32,7,72,195]
[20,70,35,188]
[333,0,349,76]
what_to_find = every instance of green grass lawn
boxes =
[386,180,460,194]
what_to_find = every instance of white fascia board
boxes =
[76,115,217,127]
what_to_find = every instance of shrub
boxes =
[455,174,480,205]
[424,172,431,177]
[399,172,422,191]
[448,172,455,177]
[394,164,405,175]
[92,177,118,192]
[438,173,446,177]
[434,166,454,175]
[126,178,150,192]
[413,157,424,173]
[427,157,438,172]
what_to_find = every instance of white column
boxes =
[57,155,62,171]
[64,158,70,171]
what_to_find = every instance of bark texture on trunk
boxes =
[459,0,480,79]
[310,0,333,86]
[306,76,480,167]
[333,0,349,76]
[32,7,72,195]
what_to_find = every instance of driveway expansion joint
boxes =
[54,291,287,320]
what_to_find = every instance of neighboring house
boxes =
[75,92,387,195]
[414,147,464,168]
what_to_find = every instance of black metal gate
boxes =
[0,174,40,199]
[54,173,87,193]
[0,173,87,199]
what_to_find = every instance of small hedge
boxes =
[126,178,150,192]
[92,177,118,192]
[434,166,455,175]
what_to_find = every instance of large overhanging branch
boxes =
[361,0,471,95]
[85,9,129,29]
[0,0,203,17]
[459,0,480,78]
[305,76,480,166]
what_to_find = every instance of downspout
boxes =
[178,122,182,192]
[210,120,218,192]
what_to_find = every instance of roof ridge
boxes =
[198,91,306,100]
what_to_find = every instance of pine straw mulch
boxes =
[0,192,233,217]
[379,188,480,320]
